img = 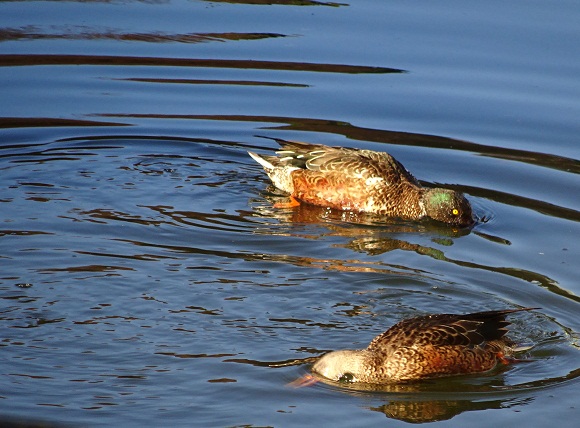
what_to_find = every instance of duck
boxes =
[292,308,535,386]
[248,139,474,227]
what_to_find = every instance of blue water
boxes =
[1,1,579,426]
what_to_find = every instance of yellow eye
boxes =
[452,209,459,216]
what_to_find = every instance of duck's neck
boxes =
[393,184,427,219]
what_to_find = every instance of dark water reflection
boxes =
[0,54,403,74]
[0,27,289,44]
[205,0,346,6]
[88,112,580,178]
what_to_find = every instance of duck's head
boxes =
[423,188,474,227]
[311,350,368,383]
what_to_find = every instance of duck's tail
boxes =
[248,151,298,194]
[248,151,275,172]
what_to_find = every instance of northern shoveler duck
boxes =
[292,308,535,386]
[248,140,474,227]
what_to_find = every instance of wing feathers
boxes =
[367,309,535,352]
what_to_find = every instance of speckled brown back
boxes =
[275,141,420,187]
[269,141,427,217]
[367,309,519,352]
[361,309,530,381]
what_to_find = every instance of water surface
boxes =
[1,1,579,427]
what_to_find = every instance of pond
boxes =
[0,1,578,427]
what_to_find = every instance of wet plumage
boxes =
[248,140,474,226]
[308,308,534,384]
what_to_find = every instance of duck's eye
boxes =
[452,208,459,216]
[338,372,355,383]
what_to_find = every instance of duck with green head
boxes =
[248,140,474,226]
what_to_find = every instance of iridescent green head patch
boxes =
[428,190,453,207]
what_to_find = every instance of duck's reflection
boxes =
[367,397,525,423]
[254,190,472,256]
[251,192,565,296]
[307,374,530,423]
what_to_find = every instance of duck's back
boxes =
[277,142,418,184]
[274,142,423,215]
[364,310,522,382]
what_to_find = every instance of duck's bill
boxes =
[287,374,320,388]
